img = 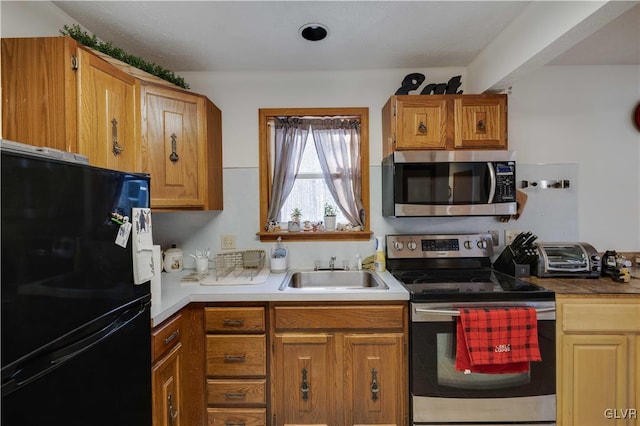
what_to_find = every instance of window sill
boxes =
[257,230,373,242]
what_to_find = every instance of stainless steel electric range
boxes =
[386,233,556,426]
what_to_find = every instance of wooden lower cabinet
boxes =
[153,343,182,426]
[152,314,184,426]
[205,306,268,426]
[557,296,640,426]
[271,303,408,426]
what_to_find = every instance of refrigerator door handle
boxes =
[2,300,150,397]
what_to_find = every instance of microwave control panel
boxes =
[494,162,515,202]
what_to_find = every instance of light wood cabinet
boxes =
[2,36,223,211]
[271,304,408,426]
[557,296,640,426]
[205,306,268,426]
[152,314,184,426]
[141,84,222,210]
[2,36,139,171]
[382,94,507,157]
[77,47,139,172]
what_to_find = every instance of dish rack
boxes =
[214,249,265,280]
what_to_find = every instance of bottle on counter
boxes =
[374,236,385,272]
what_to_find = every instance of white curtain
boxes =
[311,118,364,227]
[266,118,309,226]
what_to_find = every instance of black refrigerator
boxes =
[1,141,152,425]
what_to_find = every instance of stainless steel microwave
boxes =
[382,150,517,217]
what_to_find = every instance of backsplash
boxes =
[152,162,581,270]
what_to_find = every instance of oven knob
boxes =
[393,241,404,251]
[463,240,472,249]
[407,241,417,251]
[477,240,487,249]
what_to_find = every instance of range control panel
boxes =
[385,234,494,260]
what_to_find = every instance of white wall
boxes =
[3,2,639,267]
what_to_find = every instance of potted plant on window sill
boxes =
[323,203,337,231]
[288,208,302,232]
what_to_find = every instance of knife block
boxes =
[493,246,531,277]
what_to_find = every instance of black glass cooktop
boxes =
[391,268,554,302]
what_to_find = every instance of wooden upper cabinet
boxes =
[2,36,223,211]
[141,84,223,210]
[77,47,139,172]
[382,94,507,157]
[454,95,507,149]
[2,37,78,152]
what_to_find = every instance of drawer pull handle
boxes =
[370,368,380,401]
[224,392,246,399]
[418,120,427,134]
[224,423,245,426]
[163,330,180,345]
[222,319,245,326]
[223,354,246,362]
[300,367,310,401]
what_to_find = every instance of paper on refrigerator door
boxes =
[151,245,162,306]
[132,208,154,284]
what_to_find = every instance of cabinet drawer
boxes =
[151,313,182,362]
[274,305,405,331]
[205,307,265,333]
[561,302,640,332]
[207,408,266,426]
[207,335,266,376]
[207,379,266,405]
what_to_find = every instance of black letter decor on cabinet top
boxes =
[395,74,463,95]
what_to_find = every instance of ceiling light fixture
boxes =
[299,23,328,41]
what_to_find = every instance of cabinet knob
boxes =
[111,118,124,156]
[169,133,180,163]
[418,121,427,134]
[370,368,380,401]
[300,367,310,400]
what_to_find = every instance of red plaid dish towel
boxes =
[455,307,541,374]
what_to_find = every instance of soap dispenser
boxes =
[270,237,288,273]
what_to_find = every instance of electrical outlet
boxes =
[504,230,522,246]
[488,230,499,246]
[221,234,236,250]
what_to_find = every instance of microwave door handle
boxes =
[487,162,496,203]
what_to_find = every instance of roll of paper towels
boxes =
[151,245,162,307]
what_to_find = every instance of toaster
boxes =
[534,242,601,278]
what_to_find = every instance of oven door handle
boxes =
[414,307,556,316]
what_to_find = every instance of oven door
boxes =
[410,301,556,424]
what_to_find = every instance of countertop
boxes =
[150,268,410,326]
[151,267,640,327]
[524,269,640,296]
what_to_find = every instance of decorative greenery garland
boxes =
[60,24,189,89]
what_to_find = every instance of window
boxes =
[258,107,371,241]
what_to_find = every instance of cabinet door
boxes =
[343,333,406,426]
[77,48,138,172]
[1,37,78,152]
[396,98,448,150]
[152,343,182,426]
[454,96,507,149]
[142,85,206,209]
[272,333,337,426]
[560,334,629,426]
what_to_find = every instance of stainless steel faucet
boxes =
[329,256,336,270]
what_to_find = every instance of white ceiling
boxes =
[52,1,640,74]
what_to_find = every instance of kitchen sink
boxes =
[278,270,389,291]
